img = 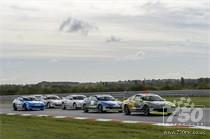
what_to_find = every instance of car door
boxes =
[90,96,97,108]
[67,96,74,109]
[133,95,143,109]
[16,98,23,109]
[89,96,97,109]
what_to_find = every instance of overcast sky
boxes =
[0,0,209,84]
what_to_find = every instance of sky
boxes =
[0,0,209,84]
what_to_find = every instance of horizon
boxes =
[0,77,209,85]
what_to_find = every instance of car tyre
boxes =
[83,104,88,113]
[47,102,51,108]
[73,103,77,110]
[97,104,104,113]
[143,105,150,116]
[13,103,17,111]
[62,103,66,110]
[124,105,131,115]
[23,104,28,111]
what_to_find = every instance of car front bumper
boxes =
[103,106,122,112]
[130,107,175,114]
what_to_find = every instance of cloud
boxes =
[59,17,97,35]
[9,5,39,12]
[139,1,210,29]
[116,50,145,61]
[106,35,122,43]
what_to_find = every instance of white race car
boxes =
[62,95,87,110]
[44,95,63,108]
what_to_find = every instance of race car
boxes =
[83,95,123,113]
[12,96,45,111]
[31,95,44,101]
[43,95,63,108]
[122,93,176,116]
[62,95,87,110]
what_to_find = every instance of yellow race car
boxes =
[122,93,176,116]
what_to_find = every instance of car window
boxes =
[134,95,142,101]
[22,97,37,101]
[129,96,135,101]
[47,96,60,100]
[142,96,164,101]
[90,96,97,101]
[18,97,23,101]
[73,96,86,100]
[97,96,115,101]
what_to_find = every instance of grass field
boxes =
[0,115,209,139]
[164,96,210,107]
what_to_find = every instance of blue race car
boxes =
[83,95,123,113]
[12,96,45,111]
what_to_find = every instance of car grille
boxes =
[31,106,43,108]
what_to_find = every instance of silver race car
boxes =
[83,95,123,113]
[43,95,63,108]
[62,95,87,110]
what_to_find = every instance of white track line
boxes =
[122,120,140,124]
[53,116,67,119]
[153,123,176,127]
[37,114,49,117]
[74,117,88,120]
[6,113,17,115]
[2,113,210,130]
[191,126,210,130]
[95,118,112,122]
[21,114,32,116]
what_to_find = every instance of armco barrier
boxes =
[0,89,209,102]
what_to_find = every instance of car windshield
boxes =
[34,96,42,100]
[97,96,115,101]
[22,97,37,101]
[73,96,86,100]
[142,95,164,101]
[48,96,60,100]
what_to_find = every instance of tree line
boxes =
[0,77,209,95]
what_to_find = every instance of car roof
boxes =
[31,95,43,97]
[68,95,86,97]
[134,93,160,97]
[94,95,113,97]
[19,96,36,98]
[45,95,59,97]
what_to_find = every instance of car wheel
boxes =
[62,103,66,110]
[118,110,123,113]
[23,104,28,111]
[124,105,131,115]
[47,102,51,108]
[13,103,17,111]
[97,104,104,113]
[73,103,77,110]
[83,104,88,113]
[143,105,150,116]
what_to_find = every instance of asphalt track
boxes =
[1,104,210,128]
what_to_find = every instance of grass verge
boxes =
[0,115,209,139]
[164,96,210,107]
